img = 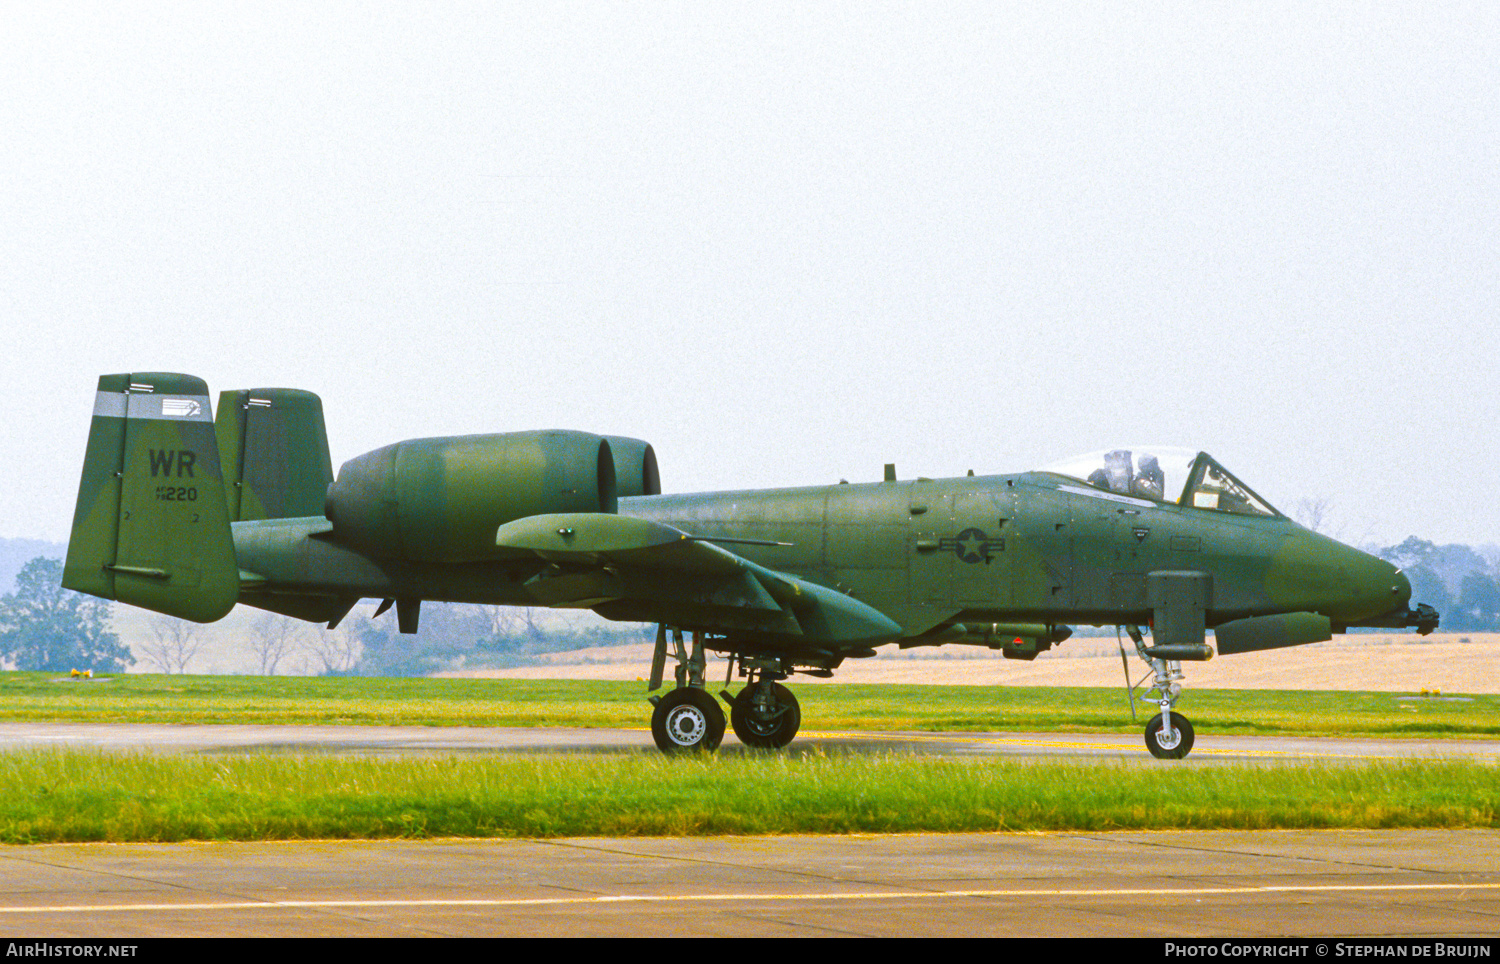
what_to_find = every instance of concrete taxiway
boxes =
[1,830,1498,937]
[1,721,1498,763]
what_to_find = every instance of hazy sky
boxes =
[3,2,1497,548]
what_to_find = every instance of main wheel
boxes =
[651,688,726,753]
[730,682,801,749]
[1144,711,1195,759]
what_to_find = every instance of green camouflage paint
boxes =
[64,373,238,622]
[64,374,1426,657]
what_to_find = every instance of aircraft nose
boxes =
[1352,550,1412,622]
[1389,564,1413,611]
[1266,532,1409,622]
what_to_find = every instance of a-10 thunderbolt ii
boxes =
[64,373,1439,758]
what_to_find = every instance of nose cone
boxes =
[1388,564,1414,612]
[1265,531,1410,622]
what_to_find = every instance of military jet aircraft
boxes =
[64,373,1438,758]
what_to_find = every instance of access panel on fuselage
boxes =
[1007,478,1076,613]
[823,481,910,618]
[906,480,1014,611]
[823,483,908,570]
[1067,485,1157,613]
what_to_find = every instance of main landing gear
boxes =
[647,624,724,753]
[651,687,725,753]
[1120,625,1197,759]
[726,673,800,749]
[646,625,803,753]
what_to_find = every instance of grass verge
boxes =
[1,751,1494,844]
[2,672,1497,739]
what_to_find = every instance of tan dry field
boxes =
[440,632,1500,694]
[113,600,1500,696]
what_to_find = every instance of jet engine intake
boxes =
[604,436,661,498]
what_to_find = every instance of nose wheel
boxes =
[1120,624,1199,760]
[1144,710,1195,759]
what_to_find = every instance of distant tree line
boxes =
[0,558,133,672]
[0,553,657,676]
[1375,537,1500,632]
[323,603,656,677]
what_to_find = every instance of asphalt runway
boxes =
[2,720,1499,763]
[2,831,1499,937]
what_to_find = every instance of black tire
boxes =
[1144,711,1195,759]
[651,688,726,753]
[730,682,801,749]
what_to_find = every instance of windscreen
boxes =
[1182,457,1280,517]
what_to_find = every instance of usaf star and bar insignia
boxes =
[939,527,1005,564]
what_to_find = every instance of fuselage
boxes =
[620,471,1409,636]
[229,470,1410,642]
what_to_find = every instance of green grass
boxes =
[0,673,644,727]
[3,674,1494,844]
[1,672,1496,739]
[0,751,1493,843]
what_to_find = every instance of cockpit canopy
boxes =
[1039,447,1281,518]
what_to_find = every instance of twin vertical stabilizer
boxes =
[63,373,240,622]
[64,375,337,623]
[215,387,333,522]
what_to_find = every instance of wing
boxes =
[494,513,900,654]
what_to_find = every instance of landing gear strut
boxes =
[1121,624,1196,760]
[725,664,800,749]
[647,625,725,753]
[646,627,805,753]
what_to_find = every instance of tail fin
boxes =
[214,387,354,628]
[214,388,333,521]
[63,373,239,622]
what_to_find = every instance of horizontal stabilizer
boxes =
[239,591,359,626]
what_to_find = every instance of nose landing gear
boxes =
[1120,624,1198,760]
[1144,710,1195,759]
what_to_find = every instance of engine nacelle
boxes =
[604,436,661,498]
[325,430,619,562]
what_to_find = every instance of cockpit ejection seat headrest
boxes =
[1134,454,1164,500]
[1104,449,1134,494]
